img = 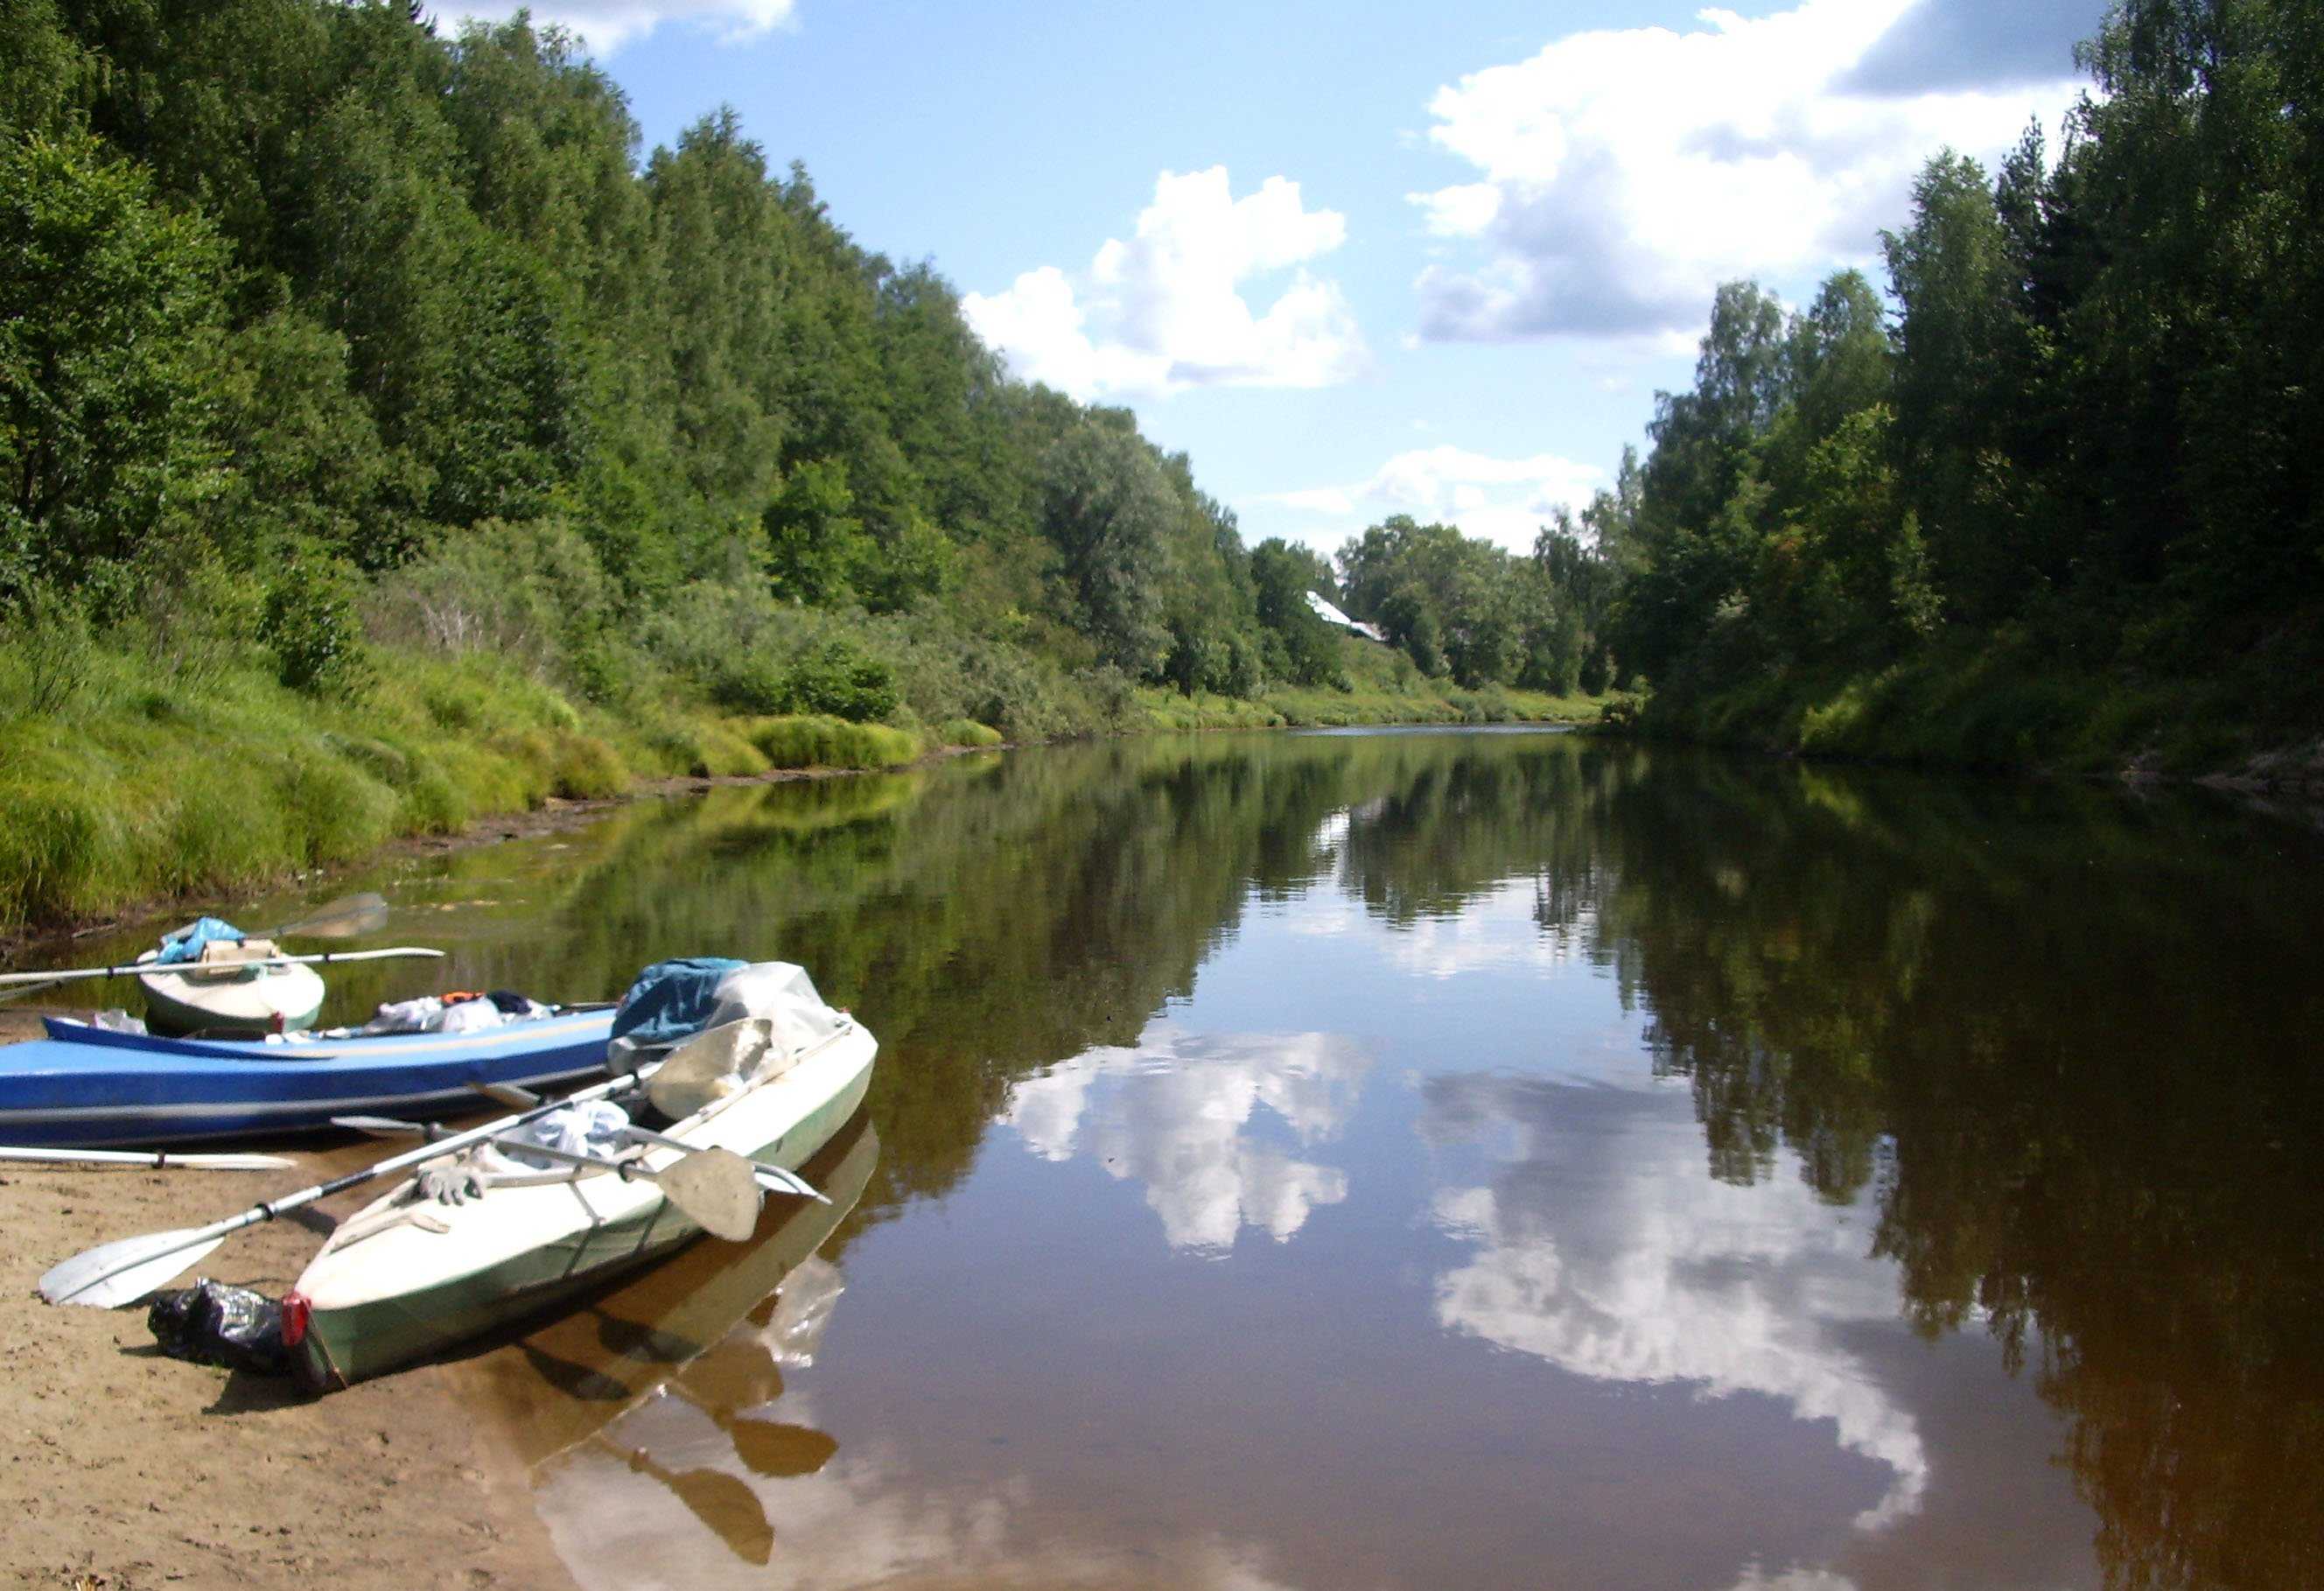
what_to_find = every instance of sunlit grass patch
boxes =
[744,714,921,770]
[939,718,1005,748]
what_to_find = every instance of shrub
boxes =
[939,718,1004,747]
[550,734,627,799]
[365,517,619,698]
[2,582,94,718]
[262,559,370,696]
[782,638,899,722]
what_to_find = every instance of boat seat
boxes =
[186,937,281,979]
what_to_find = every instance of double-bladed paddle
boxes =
[0,893,398,1005]
[0,944,444,989]
[36,1020,771,1308]
[331,1114,763,1242]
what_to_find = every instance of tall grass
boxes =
[742,715,921,771]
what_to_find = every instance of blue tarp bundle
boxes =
[610,957,748,1051]
[154,918,247,966]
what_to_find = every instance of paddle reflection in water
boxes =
[475,1115,878,1472]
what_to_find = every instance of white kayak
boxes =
[284,992,878,1389]
[136,940,325,1036]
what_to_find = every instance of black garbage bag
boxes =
[147,1278,290,1376]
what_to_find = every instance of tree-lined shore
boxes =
[2,0,2315,935]
[0,2,1597,935]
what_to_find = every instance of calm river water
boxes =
[107,729,2324,1588]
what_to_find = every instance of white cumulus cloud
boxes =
[452,0,797,54]
[1411,0,2087,341]
[1265,444,1601,553]
[964,168,1368,401]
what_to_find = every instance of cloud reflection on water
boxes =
[1423,1072,1928,1535]
[1000,1027,1372,1251]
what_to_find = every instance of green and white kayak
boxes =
[136,946,325,1036]
[286,1012,877,1390]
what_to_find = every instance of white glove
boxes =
[418,1161,486,1205]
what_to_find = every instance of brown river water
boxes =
[59,729,2324,1589]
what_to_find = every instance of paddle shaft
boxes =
[77,1069,648,1279]
[0,946,446,988]
[369,1111,827,1200]
[0,1146,293,1170]
[339,1115,667,1181]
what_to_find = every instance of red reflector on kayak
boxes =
[280,1289,311,1348]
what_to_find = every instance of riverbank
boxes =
[0,617,990,943]
[0,614,1603,945]
[1618,634,2324,802]
[0,1136,570,1590]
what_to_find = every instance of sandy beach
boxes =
[0,1012,568,1591]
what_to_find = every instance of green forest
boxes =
[0,0,2316,932]
[1591,0,2322,769]
[0,0,1599,931]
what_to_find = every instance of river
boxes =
[70,728,2324,1588]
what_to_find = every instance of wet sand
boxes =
[0,1012,568,1591]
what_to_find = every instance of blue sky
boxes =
[454,0,2105,556]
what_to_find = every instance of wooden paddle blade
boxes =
[39,1229,224,1307]
[273,891,389,940]
[646,1019,778,1120]
[656,1147,763,1242]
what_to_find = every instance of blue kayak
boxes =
[0,1008,617,1148]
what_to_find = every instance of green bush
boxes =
[709,657,790,715]
[262,559,370,697]
[2,582,95,718]
[550,733,628,799]
[782,638,899,722]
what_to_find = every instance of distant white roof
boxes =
[1305,591,1387,643]
[1305,591,1355,628]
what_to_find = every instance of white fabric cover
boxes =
[487,1100,634,1172]
[701,963,847,1057]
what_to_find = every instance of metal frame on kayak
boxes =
[0,1008,619,1148]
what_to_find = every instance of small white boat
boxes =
[284,965,877,1388]
[136,939,325,1036]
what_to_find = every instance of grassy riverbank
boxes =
[1622,625,2324,788]
[1140,634,1604,731]
[0,634,953,934]
[0,620,1600,936]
